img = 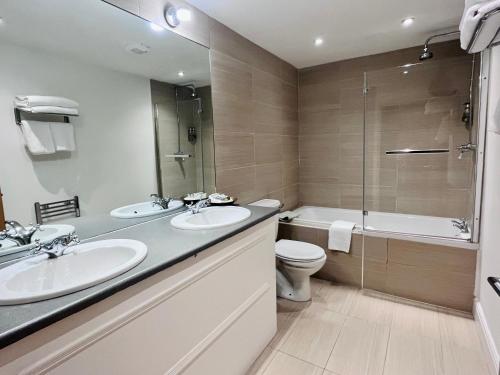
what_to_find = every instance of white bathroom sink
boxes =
[0,224,76,256]
[170,206,252,230]
[110,200,184,219]
[0,239,147,305]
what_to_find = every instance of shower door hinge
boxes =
[363,87,368,95]
[363,210,368,216]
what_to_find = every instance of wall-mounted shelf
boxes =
[14,108,79,126]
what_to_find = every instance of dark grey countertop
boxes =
[0,205,279,349]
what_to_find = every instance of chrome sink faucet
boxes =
[187,199,209,215]
[150,194,172,209]
[30,233,80,259]
[0,221,41,246]
[452,218,469,233]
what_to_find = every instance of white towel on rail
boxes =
[328,220,356,253]
[14,95,79,109]
[50,122,75,152]
[18,106,79,116]
[20,120,56,155]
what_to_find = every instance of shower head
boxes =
[418,30,459,61]
[419,46,434,61]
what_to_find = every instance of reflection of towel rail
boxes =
[385,148,449,155]
[14,108,78,126]
[467,7,500,52]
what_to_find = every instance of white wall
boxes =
[0,41,157,223]
[477,45,500,372]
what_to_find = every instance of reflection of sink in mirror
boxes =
[0,239,147,305]
[171,206,251,230]
[0,224,75,256]
[110,200,184,219]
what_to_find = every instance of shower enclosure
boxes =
[362,54,480,240]
[288,42,484,309]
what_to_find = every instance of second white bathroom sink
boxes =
[110,200,184,219]
[170,206,251,230]
[0,239,147,305]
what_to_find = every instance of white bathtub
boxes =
[290,206,477,250]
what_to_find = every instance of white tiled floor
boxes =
[247,278,494,375]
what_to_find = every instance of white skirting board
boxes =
[474,301,500,374]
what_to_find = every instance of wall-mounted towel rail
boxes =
[385,148,450,155]
[34,196,80,224]
[14,108,78,126]
[467,7,500,52]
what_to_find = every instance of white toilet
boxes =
[250,199,327,302]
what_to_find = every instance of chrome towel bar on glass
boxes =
[385,148,449,155]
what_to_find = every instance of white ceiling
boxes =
[186,0,465,68]
[0,0,211,86]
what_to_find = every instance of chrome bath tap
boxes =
[0,221,40,246]
[30,233,80,259]
[452,218,469,233]
[187,199,209,214]
[150,194,172,209]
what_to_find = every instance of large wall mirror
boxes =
[0,0,215,256]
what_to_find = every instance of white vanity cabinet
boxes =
[0,218,277,375]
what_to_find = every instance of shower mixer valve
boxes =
[456,143,477,159]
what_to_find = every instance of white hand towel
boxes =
[18,106,79,116]
[50,122,76,152]
[14,95,79,109]
[20,120,56,155]
[328,220,356,253]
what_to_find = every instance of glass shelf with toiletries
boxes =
[0,0,215,259]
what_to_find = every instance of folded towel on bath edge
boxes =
[328,220,356,253]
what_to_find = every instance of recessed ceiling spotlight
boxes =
[314,37,324,47]
[150,22,164,32]
[178,71,185,77]
[401,17,415,27]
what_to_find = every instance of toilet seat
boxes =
[275,240,326,263]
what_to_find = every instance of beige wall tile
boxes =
[256,163,284,195]
[255,134,283,164]
[214,133,254,169]
[388,239,476,273]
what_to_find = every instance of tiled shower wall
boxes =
[298,41,474,218]
[106,0,299,210]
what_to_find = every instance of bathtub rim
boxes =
[280,221,479,251]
